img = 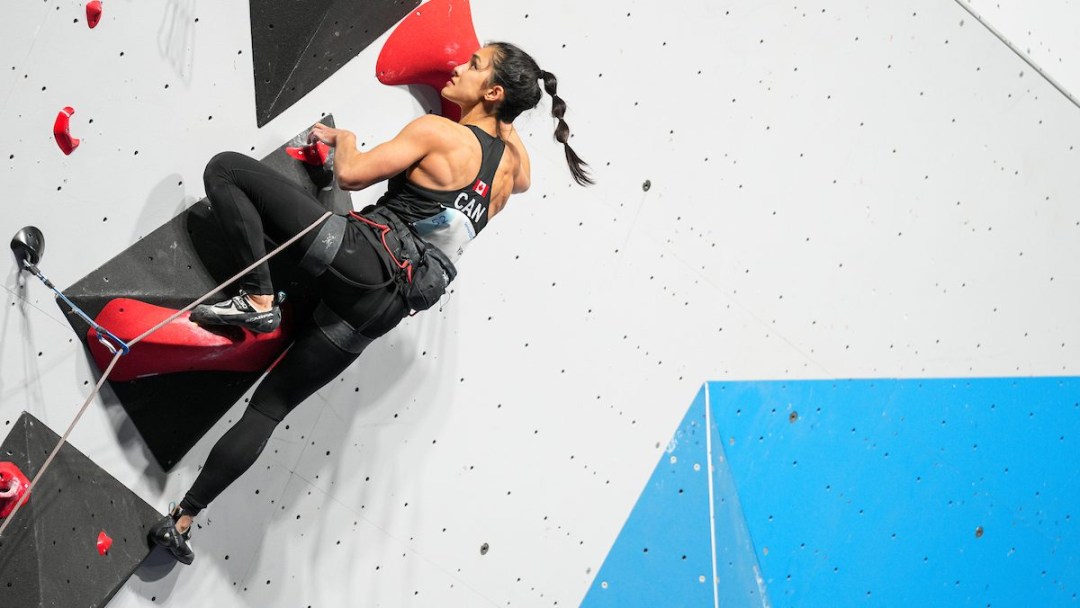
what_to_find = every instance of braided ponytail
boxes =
[540,70,593,186]
[488,42,594,186]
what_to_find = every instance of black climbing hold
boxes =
[10,226,44,268]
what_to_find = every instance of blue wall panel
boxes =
[585,378,1079,607]
[712,378,1078,607]
[581,386,768,608]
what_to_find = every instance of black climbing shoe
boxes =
[148,505,194,565]
[190,290,281,334]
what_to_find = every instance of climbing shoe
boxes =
[148,504,194,565]
[190,290,281,334]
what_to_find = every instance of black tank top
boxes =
[371,125,506,262]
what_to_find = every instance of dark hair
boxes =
[487,41,593,186]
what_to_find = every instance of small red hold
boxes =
[53,106,80,156]
[0,462,31,519]
[286,141,330,166]
[86,1,103,29]
[97,530,113,555]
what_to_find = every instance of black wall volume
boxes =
[60,119,351,471]
[0,412,163,607]
[250,0,420,126]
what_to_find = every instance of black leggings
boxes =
[179,152,406,516]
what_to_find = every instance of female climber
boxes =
[148,42,592,564]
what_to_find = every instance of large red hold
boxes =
[87,298,293,381]
[0,462,31,519]
[375,0,480,120]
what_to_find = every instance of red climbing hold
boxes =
[87,298,293,381]
[86,1,103,29]
[96,530,113,555]
[0,462,31,519]
[53,106,80,156]
[376,0,480,120]
[286,140,330,166]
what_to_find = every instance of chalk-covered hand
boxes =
[311,123,352,147]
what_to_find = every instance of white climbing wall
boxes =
[1,1,1078,606]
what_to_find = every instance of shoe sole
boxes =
[190,307,280,334]
[148,528,195,565]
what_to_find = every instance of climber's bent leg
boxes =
[201,151,331,296]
